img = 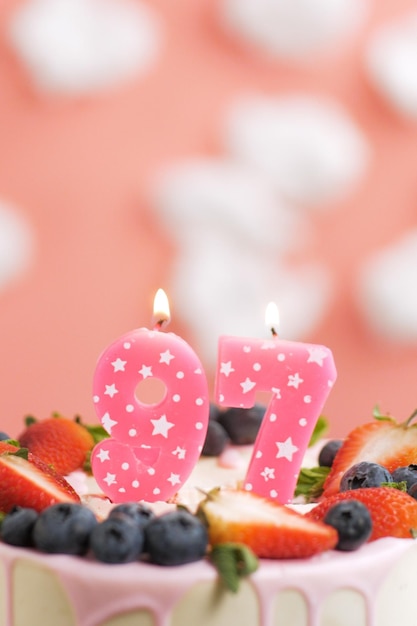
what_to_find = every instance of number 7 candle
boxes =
[214,303,337,504]
[91,289,209,503]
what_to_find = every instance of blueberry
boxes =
[109,502,155,529]
[340,462,392,491]
[201,420,230,456]
[218,405,265,445]
[1,506,38,547]
[318,440,343,468]
[324,500,373,551]
[391,465,417,491]
[209,404,221,421]
[0,432,11,441]
[90,515,144,564]
[144,510,208,566]
[33,503,97,555]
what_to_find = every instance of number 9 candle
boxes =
[215,303,337,504]
[91,289,209,503]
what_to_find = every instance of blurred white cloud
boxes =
[0,202,35,292]
[8,0,161,94]
[357,230,417,341]
[220,0,368,61]
[223,94,370,207]
[366,11,417,117]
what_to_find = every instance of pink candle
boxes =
[91,290,209,503]
[215,303,337,504]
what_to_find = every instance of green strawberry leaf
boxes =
[1,439,20,448]
[294,466,330,502]
[24,415,37,428]
[308,415,328,447]
[372,405,395,423]
[9,448,30,460]
[381,481,407,491]
[209,543,258,593]
[75,417,109,473]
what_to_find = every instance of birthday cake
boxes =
[1,408,417,626]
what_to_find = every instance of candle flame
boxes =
[152,288,171,329]
[265,302,279,337]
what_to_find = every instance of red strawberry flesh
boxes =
[322,419,417,497]
[307,487,417,541]
[199,488,337,559]
[0,453,80,513]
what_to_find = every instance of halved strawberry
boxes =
[198,488,337,559]
[18,414,95,475]
[307,487,417,541]
[322,412,417,498]
[0,451,80,513]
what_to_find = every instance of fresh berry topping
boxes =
[0,451,80,513]
[318,439,343,468]
[218,405,265,445]
[0,432,12,441]
[202,420,230,457]
[209,403,221,421]
[33,502,97,555]
[0,441,20,454]
[323,500,373,551]
[307,487,417,541]
[391,464,417,491]
[90,515,145,564]
[340,461,392,491]
[145,510,208,566]
[18,414,95,475]
[322,412,417,497]
[109,502,155,529]
[198,488,337,559]
[1,506,39,547]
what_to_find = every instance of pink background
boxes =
[0,0,417,438]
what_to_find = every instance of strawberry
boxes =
[0,450,80,513]
[0,441,20,454]
[322,411,417,498]
[18,414,95,475]
[197,488,337,559]
[307,487,417,541]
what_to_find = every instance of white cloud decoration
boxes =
[152,158,332,366]
[8,0,161,94]
[366,12,417,118]
[357,230,417,342]
[219,0,368,61]
[0,202,35,292]
[224,94,370,207]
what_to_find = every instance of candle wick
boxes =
[271,327,278,337]
[153,319,167,331]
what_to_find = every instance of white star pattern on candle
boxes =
[276,437,299,462]
[306,346,329,366]
[151,414,175,438]
[220,361,235,377]
[271,387,281,399]
[102,412,118,433]
[103,473,117,486]
[167,472,181,486]
[240,377,256,393]
[159,349,175,364]
[288,373,304,389]
[260,467,275,481]
[111,358,127,372]
[172,446,186,459]
[139,364,153,379]
[96,449,110,462]
[104,384,118,398]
